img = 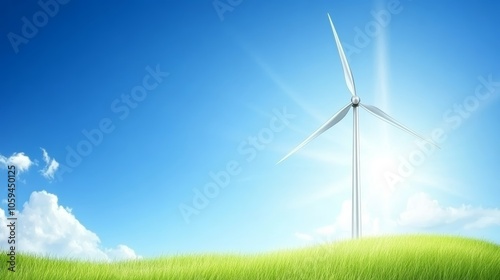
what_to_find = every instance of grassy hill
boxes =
[1,235,499,279]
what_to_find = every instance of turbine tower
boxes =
[277,14,439,239]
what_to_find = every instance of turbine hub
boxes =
[351,96,360,106]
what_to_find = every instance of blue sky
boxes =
[1,0,499,261]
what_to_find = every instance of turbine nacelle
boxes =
[351,96,360,107]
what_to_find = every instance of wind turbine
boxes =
[277,14,439,239]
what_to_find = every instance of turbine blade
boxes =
[360,104,441,149]
[277,103,352,164]
[327,13,357,97]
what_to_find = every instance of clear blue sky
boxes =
[1,0,499,260]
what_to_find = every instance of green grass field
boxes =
[1,235,499,279]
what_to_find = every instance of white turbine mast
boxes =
[277,13,439,239]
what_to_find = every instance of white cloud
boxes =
[465,214,500,229]
[39,148,59,180]
[294,232,314,242]
[320,200,379,237]
[0,191,141,262]
[398,192,500,229]
[294,193,500,244]
[0,209,8,242]
[315,225,335,236]
[0,152,34,174]
[105,245,143,261]
[294,200,381,243]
